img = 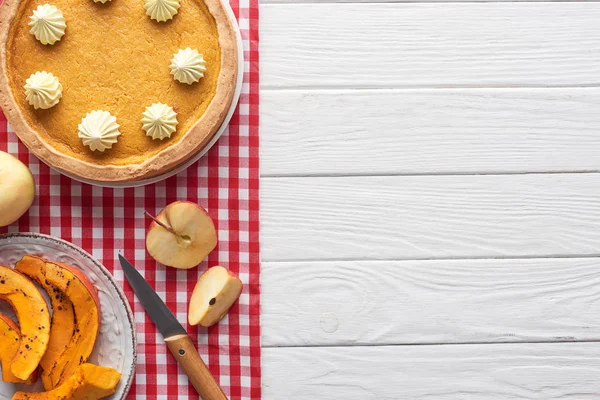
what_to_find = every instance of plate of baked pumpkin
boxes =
[0,233,136,400]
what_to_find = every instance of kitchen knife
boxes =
[118,254,228,400]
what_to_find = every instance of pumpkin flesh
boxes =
[0,313,29,384]
[0,265,50,381]
[15,256,76,371]
[42,260,100,390]
[12,363,121,400]
[14,256,100,390]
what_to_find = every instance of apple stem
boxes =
[144,210,179,237]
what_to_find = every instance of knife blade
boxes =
[118,254,228,400]
[118,254,186,339]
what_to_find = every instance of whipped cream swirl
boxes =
[141,103,178,140]
[78,111,121,152]
[144,0,180,22]
[170,48,207,85]
[29,4,66,45]
[24,71,62,110]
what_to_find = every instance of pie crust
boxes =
[0,0,237,182]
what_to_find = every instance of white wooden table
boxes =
[258,1,600,397]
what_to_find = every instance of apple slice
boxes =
[146,201,217,269]
[0,150,35,227]
[188,266,243,327]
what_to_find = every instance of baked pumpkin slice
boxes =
[0,265,50,381]
[15,256,100,390]
[12,363,121,400]
[14,255,75,371]
[0,313,33,384]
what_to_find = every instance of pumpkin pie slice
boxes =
[0,0,237,182]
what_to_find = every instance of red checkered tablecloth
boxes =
[0,0,261,398]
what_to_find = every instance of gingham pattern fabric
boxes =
[0,0,261,398]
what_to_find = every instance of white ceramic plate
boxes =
[56,1,245,188]
[0,233,136,400]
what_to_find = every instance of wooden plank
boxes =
[261,88,600,176]
[262,258,600,347]
[261,174,600,261]
[263,343,600,399]
[263,0,599,2]
[261,3,600,88]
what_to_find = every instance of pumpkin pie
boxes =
[0,0,237,182]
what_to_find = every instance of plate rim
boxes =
[0,232,137,400]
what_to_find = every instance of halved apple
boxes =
[188,266,243,327]
[146,201,218,269]
[0,265,50,381]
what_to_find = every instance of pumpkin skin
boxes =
[12,363,121,400]
[15,256,76,371]
[14,256,101,390]
[0,313,32,384]
[0,265,50,381]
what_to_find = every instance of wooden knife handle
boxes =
[165,334,228,400]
